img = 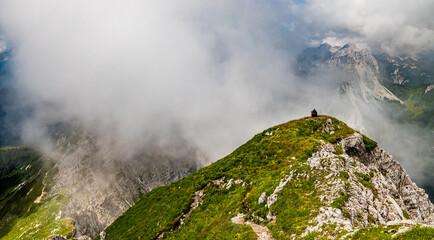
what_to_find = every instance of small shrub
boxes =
[359,179,373,189]
[334,145,343,155]
[369,169,375,178]
[342,210,351,219]
[368,214,376,224]
[402,210,410,219]
[331,191,349,210]
[336,156,346,163]
[339,171,350,181]
[355,172,373,189]
[362,134,378,152]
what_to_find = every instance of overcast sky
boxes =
[0,0,432,173]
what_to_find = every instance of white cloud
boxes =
[0,0,431,189]
[0,0,308,160]
[301,0,434,55]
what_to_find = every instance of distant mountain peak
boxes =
[376,52,434,86]
[341,43,358,50]
[297,43,402,105]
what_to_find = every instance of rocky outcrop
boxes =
[297,43,405,132]
[340,133,371,165]
[327,43,379,73]
[45,130,201,238]
[48,235,67,240]
[425,84,434,94]
[326,44,402,104]
[376,54,434,87]
[304,131,434,236]
[259,173,293,209]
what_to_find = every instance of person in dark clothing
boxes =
[311,109,318,117]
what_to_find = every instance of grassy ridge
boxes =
[103,116,434,239]
[103,116,356,239]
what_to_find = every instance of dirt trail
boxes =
[231,213,274,240]
[34,172,48,203]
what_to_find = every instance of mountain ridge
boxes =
[0,126,201,239]
[101,116,434,240]
[298,43,402,104]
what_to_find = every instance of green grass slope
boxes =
[0,147,74,240]
[103,116,350,239]
[103,116,434,240]
[381,80,434,128]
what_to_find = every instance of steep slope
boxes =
[102,116,434,239]
[379,81,434,201]
[47,129,200,238]
[376,53,434,87]
[381,81,434,129]
[296,43,407,134]
[298,43,402,104]
[0,127,201,239]
[0,146,74,239]
[297,44,433,202]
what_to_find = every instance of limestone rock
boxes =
[48,235,67,240]
[47,130,201,238]
[303,133,434,236]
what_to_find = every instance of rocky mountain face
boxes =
[376,53,434,87]
[0,147,61,240]
[49,130,201,238]
[306,133,433,235]
[102,116,434,239]
[0,127,202,239]
[297,44,434,203]
[298,43,402,105]
[1,44,202,239]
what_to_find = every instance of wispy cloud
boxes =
[0,0,431,189]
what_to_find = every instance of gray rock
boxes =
[258,192,267,204]
[49,235,67,240]
[302,133,434,236]
[75,236,92,240]
[100,231,106,240]
[340,133,370,164]
[47,130,201,238]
